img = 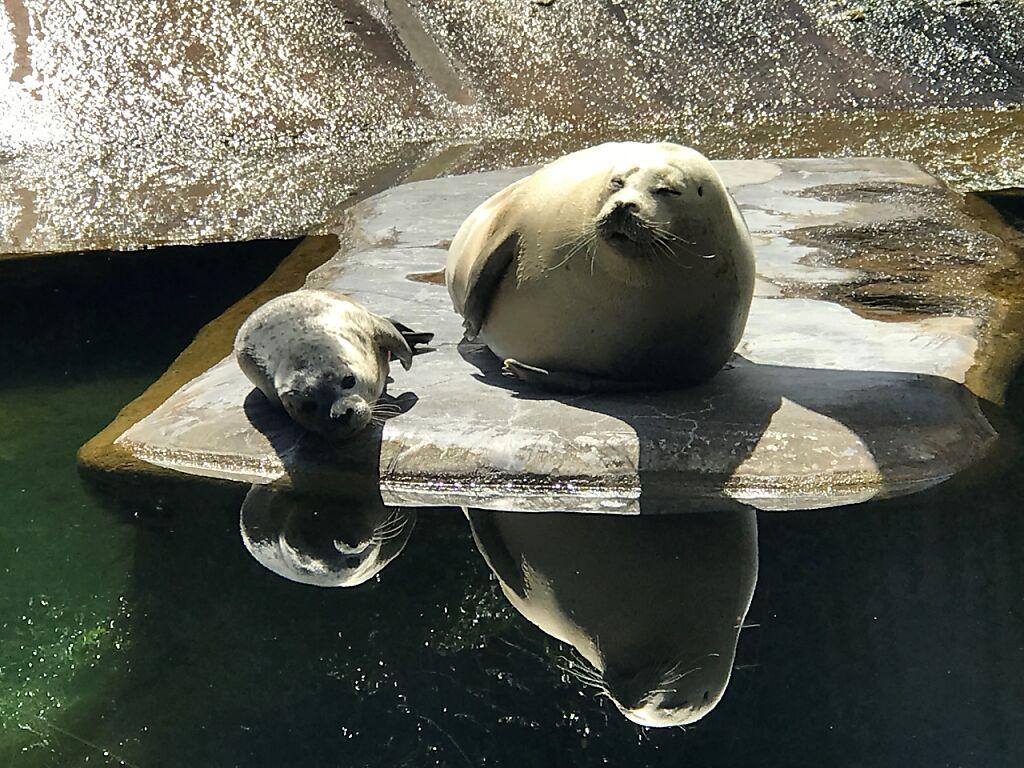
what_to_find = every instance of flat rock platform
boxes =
[103,158,1023,513]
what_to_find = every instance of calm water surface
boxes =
[3,239,1024,766]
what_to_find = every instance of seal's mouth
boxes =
[598,217,651,254]
[597,206,655,252]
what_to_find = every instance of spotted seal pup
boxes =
[234,289,431,439]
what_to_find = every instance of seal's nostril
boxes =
[333,407,354,423]
[616,200,638,213]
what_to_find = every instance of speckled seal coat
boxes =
[446,142,756,391]
[234,289,421,440]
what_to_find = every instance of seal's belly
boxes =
[481,262,743,381]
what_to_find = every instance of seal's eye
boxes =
[341,374,356,389]
[655,186,681,197]
[697,185,704,197]
[610,176,625,190]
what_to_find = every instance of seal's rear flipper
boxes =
[389,320,435,355]
[375,391,419,417]
[502,359,647,394]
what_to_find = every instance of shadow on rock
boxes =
[459,339,994,512]
[241,387,420,494]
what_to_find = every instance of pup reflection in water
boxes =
[240,485,416,587]
[467,508,758,727]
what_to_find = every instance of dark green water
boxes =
[3,240,1024,767]
[0,242,293,765]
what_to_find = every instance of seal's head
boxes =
[601,649,735,727]
[275,303,418,441]
[593,144,722,260]
[277,360,381,441]
[241,486,416,588]
[487,141,735,290]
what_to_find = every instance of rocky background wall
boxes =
[1,0,1022,254]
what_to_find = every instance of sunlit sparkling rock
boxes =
[1,0,1022,255]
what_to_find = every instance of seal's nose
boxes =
[614,200,638,214]
[331,405,354,424]
[333,537,371,556]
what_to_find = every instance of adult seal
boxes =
[446,142,755,392]
[234,289,432,440]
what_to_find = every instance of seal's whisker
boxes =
[564,661,604,684]
[555,227,593,251]
[376,509,402,527]
[558,650,612,697]
[373,522,406,538]
[372,523,406,541]
[372,528,405,543]
[374,518,408,537]
[650,235,689,267]
[661,651,721,684]
[650,225,694,246]
[557,657,610,695]
[558,653,600,680]
[372,513,408,536]
[644,224,713,262]
[373,519,410,539]
[546,229,596,272]
[649,235,675,258]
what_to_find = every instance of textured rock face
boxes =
[2,0,1023,256]
[108,158,1021,513]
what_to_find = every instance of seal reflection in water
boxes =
[467,508,758,726]
[447,142,756,392]
[240,485,416,587]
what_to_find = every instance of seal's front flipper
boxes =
[373,317,415,370]
[502,359,644,394]
[446,176,530,339]
[389,320,434,354]
[461,233,517,339]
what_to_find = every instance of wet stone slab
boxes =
[114,158,1020,513]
